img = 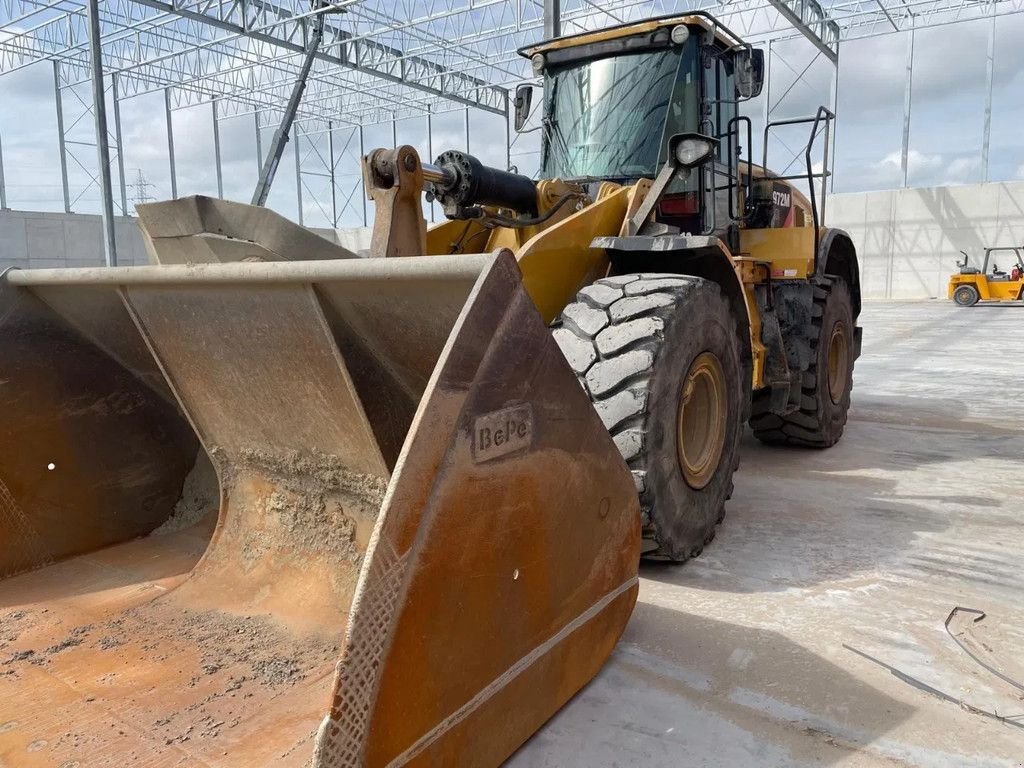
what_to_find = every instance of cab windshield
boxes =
[541,39,700,181]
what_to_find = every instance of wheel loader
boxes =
[0,12,861,767]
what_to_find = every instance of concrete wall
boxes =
[0,210,150,268]
[0,208,374,267]
[827,181,1024,299]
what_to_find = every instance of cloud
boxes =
[878,148,942,176]
[943,156,981,184]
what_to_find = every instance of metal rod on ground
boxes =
[112,74,128,216]
[213,100,224,198]
[252,12,326,207]
[165,88,177,199]
[86,0,117,266]
[54,62,71,213]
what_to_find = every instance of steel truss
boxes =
[2,0,1023,259]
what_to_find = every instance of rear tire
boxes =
[953,284,980,307]
[553,275,743,562]
[750,278,855,448]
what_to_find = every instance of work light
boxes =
[675,137,716,168]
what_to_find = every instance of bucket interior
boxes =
[0,258,481,766]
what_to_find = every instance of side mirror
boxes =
[735,48,765,99]
[514,84,534,132]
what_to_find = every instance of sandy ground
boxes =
[511,300,1024,767]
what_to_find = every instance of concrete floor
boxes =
[512,300,1024,767]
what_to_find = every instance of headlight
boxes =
[670,25,690,45]
[675,137,715,168]
[531,53,545,75]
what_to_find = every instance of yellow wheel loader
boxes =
[0,12,861,767]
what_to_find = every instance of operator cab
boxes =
[516,14,764,250]
[982,247,1024,281]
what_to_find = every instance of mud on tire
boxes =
[553,274,743,562]
[750,278,855,448]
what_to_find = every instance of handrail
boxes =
[762,106,835,272]
[727,115,753,222]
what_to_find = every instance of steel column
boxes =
[255,112,263,176]
[504,90,512,172]
[165,88,178,198]
[427,107,435,223]
[251,13,326,207]
[112,74,128,216]
[982,10,995,183]
[0,131,6,210]
[86,0,117,265]
[53,62,71,213]
[427,107,434,162]
[359,124,366,227]
[900,23,914,188]
[392,115,397,148]
[829,42,840,193]
[544,0,560,38]
[213,101,224,198]
[465,107,470,152]
[328,121,337,227]
[294,126,303,225]
[762,39,772,165]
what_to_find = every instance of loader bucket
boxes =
[0,251,639,767]
[136,195,360,264]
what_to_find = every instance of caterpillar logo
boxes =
[772,189,791,208]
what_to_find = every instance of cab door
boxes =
[701,43,740,249]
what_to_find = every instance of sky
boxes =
[2,10,1024,229]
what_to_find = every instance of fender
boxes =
[816,227,862,318]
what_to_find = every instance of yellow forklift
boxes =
[949,247,1024,306]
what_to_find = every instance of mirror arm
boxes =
[627,163,688,236]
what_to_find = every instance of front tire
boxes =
[953,284,980,307]
[553,275,743,562]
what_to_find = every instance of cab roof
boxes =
[518,12,746,59]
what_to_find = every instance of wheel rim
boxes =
[826,321,849,405]
[677,352,728,490]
